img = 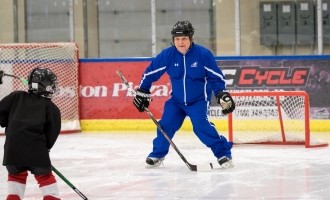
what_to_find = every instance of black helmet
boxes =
[171,21,195,38]
[27,67,58,98]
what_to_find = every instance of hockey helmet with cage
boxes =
[171,20,195,39]
[27,67,58,99]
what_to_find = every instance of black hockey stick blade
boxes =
[0,70,3,84]
[116,70,211,172]
[52,165,88,200]
[195,162,216,172]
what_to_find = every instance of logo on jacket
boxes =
[174,63,179,67]
[190,62,198,67]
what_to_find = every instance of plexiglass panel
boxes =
[26,0,70,43]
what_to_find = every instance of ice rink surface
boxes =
[1,131,330,200]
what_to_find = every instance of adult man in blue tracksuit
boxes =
[133,20,235,169]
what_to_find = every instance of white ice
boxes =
[1,132,330,200]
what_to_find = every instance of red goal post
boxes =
[227,91,328,148]
[0,42,80,134]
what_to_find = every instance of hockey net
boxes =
[228,91,328,148]
[0,42,80,134]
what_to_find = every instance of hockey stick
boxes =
[116,70,209,172]
[1,72,29,86]
[52,165,88,200]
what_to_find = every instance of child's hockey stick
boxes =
[1,72,29,86]
[52,165,88,200]
[116,70,213,172]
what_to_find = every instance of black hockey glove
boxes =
[216,91,235,115]
[0,70,4,84]
[133,88,151,112]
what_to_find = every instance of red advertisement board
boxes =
[79,61,170,119]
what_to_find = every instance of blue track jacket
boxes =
[139,43,227,105]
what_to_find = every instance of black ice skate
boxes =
[146,157,164,168]
[218,156,234,169]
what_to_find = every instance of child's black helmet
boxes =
[27,67,57,98]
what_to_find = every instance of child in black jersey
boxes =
[0,68,61,200]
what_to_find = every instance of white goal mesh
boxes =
[0,42,80,134]
[228,91,328,148]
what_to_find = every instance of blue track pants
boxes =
[148,98,232,159]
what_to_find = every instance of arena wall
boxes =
[79,56,330,132]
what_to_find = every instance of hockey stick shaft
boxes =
[51,165,88,200]
[144,108,197,171]
[116,70,198,171]
[3,73,28,86]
